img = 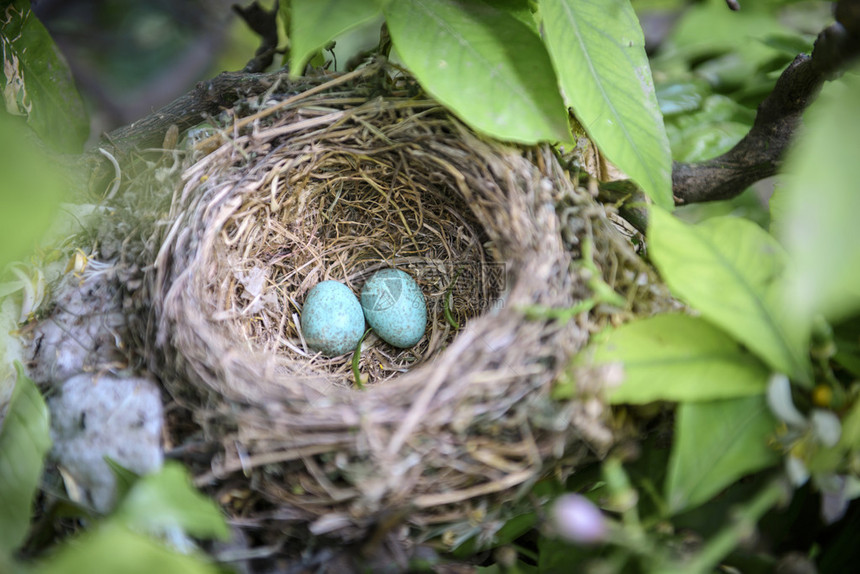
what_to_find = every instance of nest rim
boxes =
[120,66,630,543]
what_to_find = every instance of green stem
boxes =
[444,270,462,329]
[581,236,626,308]
[662,479,789,574]
[352,328,371,390]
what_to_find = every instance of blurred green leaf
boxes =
[665,94,752,162]
[492,0,539,32]
[661,0,788,91]
[649,208,811,384]
[538,535,592,572]
[0,364,51,556]
[695,53,756,91]
[656,81,707,117]
[775,74,860,325]
[478,562,538,574]
[35,522,219,574]
[289,0,380,75]
[833,322,860,378]
[0,0,88,152]
[757,33,814,57]
[839,396,860,453]
[104,456,141,505]
[580,313,769,404]
[452,512,536,558]
[113,461,229,541]
[667,118,748,163]
[665,395,779,514]
[384,0,570,144]
[0,114,65,269]
[540,0,673,210]
[674,187,771,230]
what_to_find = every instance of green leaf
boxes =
[540,0,673,209]
[538,535,592,572]
[36,523,219,574]
[648,208,811,384]
[776,74,860,325]
[0,114,65,269]
[580,314,769,404]
[452,512,536,557]
[664,94,753,163]
[278,0,291,46]
[1,0,88,152]
[113,461,229,541]
[384,0,570,144]
[0,364,51,556]
[839,395,860,453]
[289,0,381,75]
[661,0,789,91]
[104,456,141,505]
[758,33,814,58]
[491,0,539,33]
[665,395,779,514]
[656,81,707,117]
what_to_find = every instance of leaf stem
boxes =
[444,269,461,329]
[352,328,371,390]
[663,478,789,574]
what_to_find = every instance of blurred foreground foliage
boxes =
[3,0,860,572]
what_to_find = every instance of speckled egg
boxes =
[301,281,365,356]
[360,269,426,348]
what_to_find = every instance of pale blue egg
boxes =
[301,281,365,356]
[360,269,427,348]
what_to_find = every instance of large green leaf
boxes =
[665,395,779,514]
[0,364,51,556]
[289,0,381,75]
[36,523,219,574]
[0,114,65,269]
[580,314,769,404]
[114,462,229,541]
[649,208,810,384]
[0,0,88,152]
[775,74,860,325]
[540,0,673,209]
[384,0,570,144]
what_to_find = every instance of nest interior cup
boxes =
[138,67,613,542]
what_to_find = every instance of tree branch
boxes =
[77,70,291,197]
[672,0,860,205]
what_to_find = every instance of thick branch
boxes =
[673,1,860,205]
[76,70,290,196]
[103,72,286,152]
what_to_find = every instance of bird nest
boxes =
[117,66,661,548]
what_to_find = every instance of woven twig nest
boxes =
[123,67,656,546]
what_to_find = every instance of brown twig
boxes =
[672,0,860,205]
[233,1,281,73]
